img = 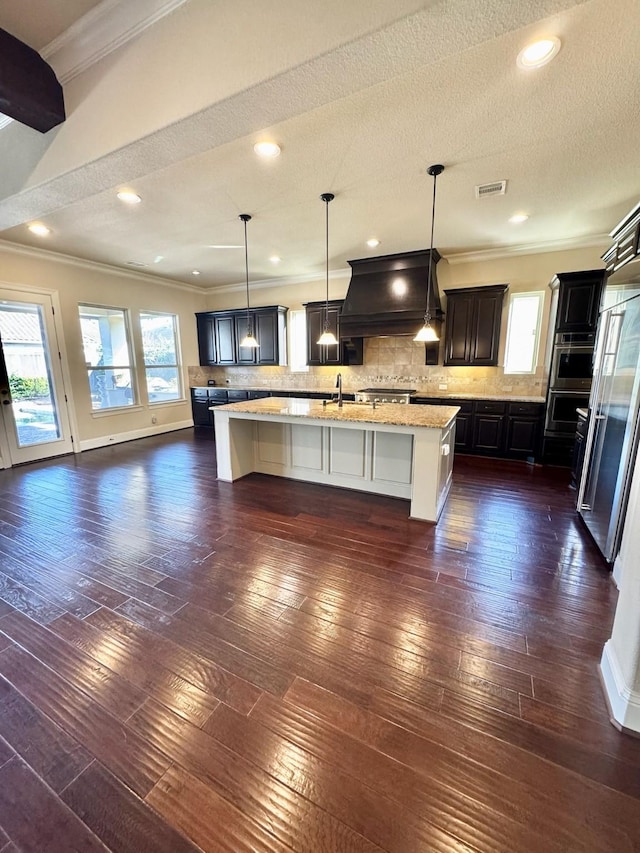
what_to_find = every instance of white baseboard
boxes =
[78,420,194,452]
[600,640,640,734]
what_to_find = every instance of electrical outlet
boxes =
[151,416,157,424]
[439,383,448,390]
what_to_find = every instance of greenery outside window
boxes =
[79,305,135,410]
[504,292,544,374]
[140,311,182,402]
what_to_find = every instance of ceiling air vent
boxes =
[475,180,507,199]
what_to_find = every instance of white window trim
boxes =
[288,308,310,373]
[140,310,184,403]
[504,291,544,375]
[79,303,138,410]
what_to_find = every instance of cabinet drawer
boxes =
[192,387,209,398]
[227,390,249,402]
[248,390,270,399]
[507,402,543,416]
[447,399,474,415]
[208,389,228,403]
[474,401,506,415]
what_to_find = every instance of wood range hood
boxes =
[339,249,443,338]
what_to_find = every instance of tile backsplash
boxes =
[189,336,546,398]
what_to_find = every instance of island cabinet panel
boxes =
[330,428,367,477]
[443,285,507,367]
[372,432,413,485]
[256,422,288,466]
[291,424,324,470]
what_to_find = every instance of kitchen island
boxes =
[213,397,459,522]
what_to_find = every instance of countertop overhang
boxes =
[214,396,459,430]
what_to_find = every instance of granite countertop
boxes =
[214,397,459,429]
[193,386,545,404]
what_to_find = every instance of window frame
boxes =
[139,310,184,405]
[288,308,310,373]
[78,303,137,411]
[503,291,544,375]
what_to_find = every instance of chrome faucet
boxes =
[335,372,343,408]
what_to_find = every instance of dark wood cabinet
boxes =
[552,271,605,334]
[443,285,507,367]
[305,300,363,366]
[412,396,543,459]
[214,315,237,365]
[196,307,287,366]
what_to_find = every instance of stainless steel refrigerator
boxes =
[578,260,640,563]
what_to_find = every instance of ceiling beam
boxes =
[0,28,65,133]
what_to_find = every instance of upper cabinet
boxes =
[443,284,507,367]
[305,300,363,366]
[196,306,287,366]
[551,270,605,334]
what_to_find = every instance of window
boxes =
[288,309,309,372]
[504,291,544,374]
[79,305,135,410]
[140,311,182,403]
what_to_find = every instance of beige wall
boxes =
[0,243,206,453]
[198,244,606,397]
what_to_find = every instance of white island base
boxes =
[213,398,458,523]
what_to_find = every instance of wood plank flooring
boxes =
[0,428,637,852]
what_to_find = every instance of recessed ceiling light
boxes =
[207,244,243,249]
[116,190,142,204]
[153,255,164,264]
[509,213,529,224]
[517,37,561,69]
[253,141,281,158]
[28,223,51,237]
[367,238,380,248]
[270,255,281,264]
[192,270,201,276]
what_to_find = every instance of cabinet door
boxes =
[453,412,473,451]
[192,397,212,427]
[255,310,278,365]
[471,291,503,365]
[196,315,216,365]
[214,316,237,365]
[505,417,539,456]
[556,279,602,333]
[443,293,473,365]
[473,414,504,452]
[234,314,258,365]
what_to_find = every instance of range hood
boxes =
[339,249,443,338]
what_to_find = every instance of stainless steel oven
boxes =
[550,345,595,390]
[545,390,591,434]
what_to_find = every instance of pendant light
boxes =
[317,192,339,346]
[238,213,259,349]
[414,164,444,343]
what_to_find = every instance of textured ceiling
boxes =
[0,0,638,291]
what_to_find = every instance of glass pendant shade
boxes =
[413,321,439,343]
[317,192,339,346]
[317,329,338,345]
[415,164,444,343]
[239,331,259,348]
[239,213,259,349]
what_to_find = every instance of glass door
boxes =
[0,290,73,466]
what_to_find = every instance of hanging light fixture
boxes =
[414,164,445,343]
[317,192,339,346]
[238,213,259,349]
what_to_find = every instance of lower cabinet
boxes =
[412,397,543,460]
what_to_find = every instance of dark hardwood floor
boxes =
[0,429,638,852]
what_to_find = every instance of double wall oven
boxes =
[544,332,594,439]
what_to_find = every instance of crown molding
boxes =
[0,239,203,295]
[203,267,351,296]
[41,0,189,84]
[444,234,610,265]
